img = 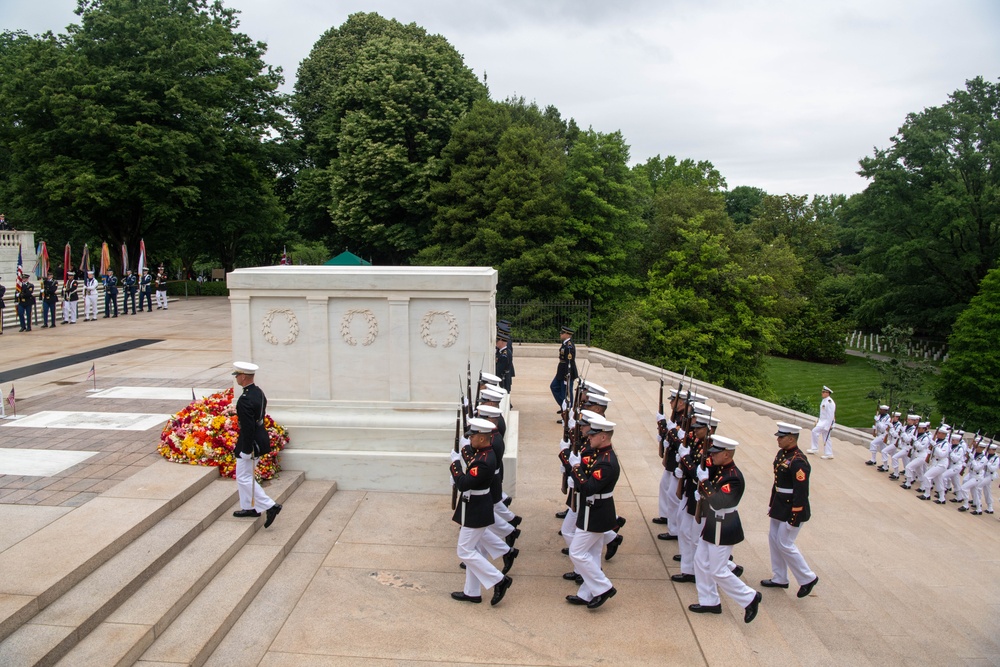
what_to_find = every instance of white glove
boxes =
[694,490,701,501]
[667,419,677,431]
[462,396,468,407]
[559,439,570,450]
[561,398,569,411]
[567,417,576,430]
[697,465,709,482]
[678,443,691,459]
[569,452,581,466]
[656,435,664,448]
[450,450,461,463]
[656,412,665,422]
[673,467,684,479]
[459,436,470,448]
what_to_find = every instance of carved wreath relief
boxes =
[340,308,379,346]
[420,310,459,348]
[261,308,300,345]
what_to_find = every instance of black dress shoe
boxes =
[760,579,789,588]
[918,495,931,501]
[233,509,261,518]
[561,547,569,555]
[556,419,563,424]
[744,591,762,623]
[671,573,696,583]
[651,517,669,524]
[958,506,970,512]
[562,571,580,580]
[615,516,627,529]
[673,554,681,561]
[264,503,282,528]
[900,483,911,489]
[566,594,588,605]
[555,509,568,519]
[490,575,512,606]
[504,528,520,547]
[732,565,744,578]
[605,534,623,561]
[797,576,819,598]
[509,515,522,527]
[658,533,678,541]
[451,591,482,603]
[972,510,983,515]
[949,498,961,503]
[888,474,899,480]
[503,496,513,507]
[587,587,616,609]
[688,603,722,614]
[865,460,876,466]
[933,499,946,505]
[459,562,466,569]
[502,547,518,574]
[876,466,887,472]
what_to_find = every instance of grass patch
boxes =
[764,355,939,428]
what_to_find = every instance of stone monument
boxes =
[226,265,516,493]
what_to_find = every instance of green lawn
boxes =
[764,355,939,428]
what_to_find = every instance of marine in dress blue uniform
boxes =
[231,362,281,527]
[550,325,579,410]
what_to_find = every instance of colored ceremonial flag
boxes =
[34,242,43,278]
[81,244,90,275]
[6,386,14,410]
[121,243,129,275]
[87,363,95,380]
[37,242,49,278]
[137,239,146,275]
[280,246,289,265]
[64,243,72,282]
[100,242,111,276]
[15,245,23,294]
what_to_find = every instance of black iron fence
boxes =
[496,300,591,346]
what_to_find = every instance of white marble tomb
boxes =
[226,265,515,493]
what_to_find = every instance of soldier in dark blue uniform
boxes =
[497,319,515,384]
[121,269,137,315]
[566,414,619,609]
[689,435,762,623]
[762,422,819,598]
[450,417,513,606]
[0,275,5,334]
[16,279,34,331]
[232,362,282,526]
[41,271,58,328]
[102,271,119,318]
[495,331,513,393]
[139,267,153,312]
[550,325,579,413]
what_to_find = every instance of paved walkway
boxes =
[1,297,998,665]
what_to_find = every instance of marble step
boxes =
[0,478,238,667]
[0,461,217,643]
[57,476,332,667]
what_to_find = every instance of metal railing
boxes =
[496,300,591,346]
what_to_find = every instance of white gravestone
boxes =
[226,266,514,493]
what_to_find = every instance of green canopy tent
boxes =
[324,251,372,266]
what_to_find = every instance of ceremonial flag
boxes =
[137,239,146,275]
[15,245,23,294]
[80,244,90,275]
[100,242,111,276]
[64,243,72,282]
[121,243,129,275]
[87,363,95,380]
[6,386,14,410]
[34,242,44,278]
[280,246,289,265]
[37,242,49,278]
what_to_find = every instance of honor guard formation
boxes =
[862,406,999,514]
[0,263,170,332]
[445,323,827,621]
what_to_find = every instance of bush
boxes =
[165,280,229,297]
[777,393,813,415]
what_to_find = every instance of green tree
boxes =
[936,268,1000,432]
[864,325,934,412]
[725,185,767,226]
[0,0,288,271]
[292,12,486,263]
[853,76,1000,337]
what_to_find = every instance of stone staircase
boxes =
[0,461,337,667]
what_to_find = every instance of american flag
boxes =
[5,386,14,410]
[87,364,96,380]
[15,245,23,294]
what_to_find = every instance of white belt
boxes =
[775,486,793,494]
[590,492,614,500]
[463,488,490,497]
[714,507,738,518]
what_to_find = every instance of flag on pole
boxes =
[64,243,72,282]
[280,246,289,265]
[137,239,146,275]
[100,242,111,276]
[15,245,23,294]
[87,363,96,380]
[6,386,14,410]
[81,244,90,275]
[34,242,43,278]
[121,243,129,275]
[37,242,49,278]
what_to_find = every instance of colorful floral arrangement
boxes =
[158,387,288,480]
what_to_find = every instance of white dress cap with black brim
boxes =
[691,401,713,415]
[774,421,802,437]
[587,415,616,432]
[476,405,502,419]
[708,435,739,452]
[822,385,833,393]
[579,409,602,425]
[479,388,504,402]
[232,361,259,376]
[585,393,611,407]
[479,372,501,385]
[468,417,497,434]
[582,380,608,395]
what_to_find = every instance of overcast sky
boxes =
[4,0,998,196]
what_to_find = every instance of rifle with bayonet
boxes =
[452,408,461,510]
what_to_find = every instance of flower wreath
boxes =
[157,387,289,481]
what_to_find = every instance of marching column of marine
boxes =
[0,263,171,332]
[863,404,999,514]
[446,320,823,618]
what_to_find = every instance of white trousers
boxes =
[457,526,504,596]
[478,527,510,560]
[905,458,926,485]
[694,540,757,607]
[961,476,983,510]
[811,423,833,455]
[869,435,885,460]
[236,452,275,511]
[62,300,77,323]
[660,473,683,536]
[940,467,962,500]
[768,518,815,586]
[569,529,612,601]
[561,508,616,553]
[678,510,700,575]
[890,449,909,474]
[921,463,947,496]
[976,477,995,512]
[84,293,98,320]
[156,289,168,309]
